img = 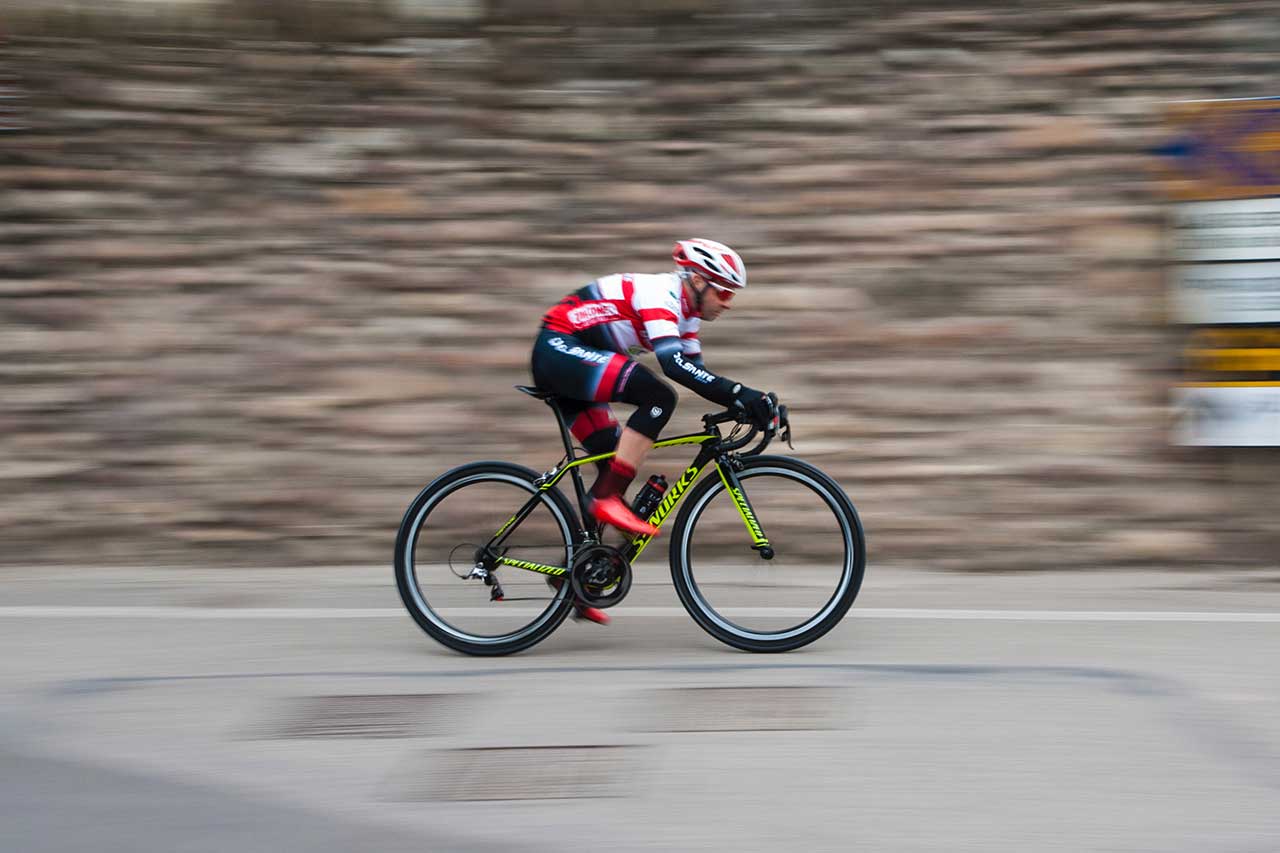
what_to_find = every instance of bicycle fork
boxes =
[716,462,774,560]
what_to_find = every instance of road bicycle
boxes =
[394,386,866,655]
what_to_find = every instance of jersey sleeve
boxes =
[680,318,702,358]
[652,337,739,408]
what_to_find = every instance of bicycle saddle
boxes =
[515,384,558,401]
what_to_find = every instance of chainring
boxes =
[569,544,632,609]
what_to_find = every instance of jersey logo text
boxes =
[548,336,612,365]
[566,302,621,327]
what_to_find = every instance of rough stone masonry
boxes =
[2,0,1277,569]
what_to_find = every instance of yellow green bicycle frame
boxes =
[488,430,769,574]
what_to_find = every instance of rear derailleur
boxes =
[466,547,506,601]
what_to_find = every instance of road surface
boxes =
[2,564,1279,852]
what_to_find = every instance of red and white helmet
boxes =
[673,238,747,292]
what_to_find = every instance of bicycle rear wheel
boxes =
[394,461,580,656]
[669,455,865,652]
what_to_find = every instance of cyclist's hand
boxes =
[734,386,777,431]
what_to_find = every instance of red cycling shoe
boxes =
[572,604,611,625]
[546,576,612,626]
[588,494,660,538]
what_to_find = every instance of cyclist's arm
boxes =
[683,346,706,371]
[652,336,740,407]
[680,331,704,369]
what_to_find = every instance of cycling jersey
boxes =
[542,273,702,359]
[539,273,739,407]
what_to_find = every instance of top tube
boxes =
[538,430,717,492]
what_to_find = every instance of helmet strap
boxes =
[693,279,709,316]
[678,269,707,316]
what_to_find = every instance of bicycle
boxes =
[394,386,866,656]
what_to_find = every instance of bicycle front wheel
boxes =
[669,455,865,652]
[394,461,580,656]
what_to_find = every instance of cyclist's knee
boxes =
[619,367,676,439]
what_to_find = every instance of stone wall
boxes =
[3,1,1278,569]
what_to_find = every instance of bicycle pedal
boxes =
[489,584,505,601]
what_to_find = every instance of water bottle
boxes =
[631,474,668,520]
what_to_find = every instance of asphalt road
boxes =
[3,565,1280,853]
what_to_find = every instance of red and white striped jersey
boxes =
[541,273,701,358]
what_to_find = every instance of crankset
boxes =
[570,544,632,609]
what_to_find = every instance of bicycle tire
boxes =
[668,455,865,652]
[394,461,581,656]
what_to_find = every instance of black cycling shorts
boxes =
[530,329,676,440]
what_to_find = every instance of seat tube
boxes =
[547,398,593,520]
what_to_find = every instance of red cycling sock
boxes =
[590,458,636,501]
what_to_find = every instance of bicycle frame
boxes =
[482,423,771,578]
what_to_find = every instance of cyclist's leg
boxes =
[530,329,629,494]
[530,330,673,535]
[587,362,674,498]
[561,401,620,481]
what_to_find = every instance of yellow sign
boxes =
[1185,348,1280,372]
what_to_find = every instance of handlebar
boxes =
[702,394,792,456]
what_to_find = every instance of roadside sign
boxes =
[1171,262,1280,325]
[1159,98,1280,446]
[1171,197,1280,262]
[1174,385,1280,446]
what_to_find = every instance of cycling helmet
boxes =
[673,238,746,291]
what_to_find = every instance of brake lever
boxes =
[779,405,793,449]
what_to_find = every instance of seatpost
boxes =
[545,398,593,523]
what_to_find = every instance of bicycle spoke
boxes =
[396,465,577,653]
[671,458,864,651]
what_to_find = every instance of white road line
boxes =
[1,606,1280,623]
[858,608,1280,623]
[0,607,400,619]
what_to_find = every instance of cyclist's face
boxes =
[701,282,734,321]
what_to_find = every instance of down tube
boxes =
[625,446,719,561]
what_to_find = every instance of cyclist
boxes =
[531,239,778,597]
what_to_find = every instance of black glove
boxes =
[734,386,777,430]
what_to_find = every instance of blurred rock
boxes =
[999,116,1112,152]
[2,1,1276,570]
[1099,529,1216,563]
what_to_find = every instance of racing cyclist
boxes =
[531,239,778,622]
